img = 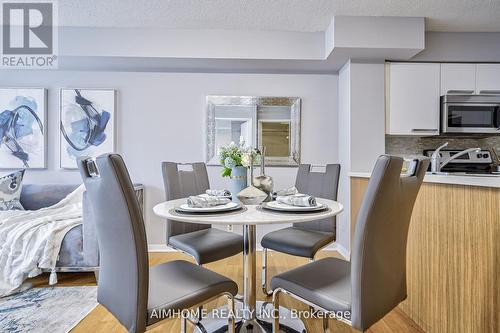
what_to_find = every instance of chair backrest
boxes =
[350,155,429,331]
[78,154,148,333]
[161,162,211,241]
[292,164,341,233]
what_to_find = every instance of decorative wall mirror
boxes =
[206,96,301,166]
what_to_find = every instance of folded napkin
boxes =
[187,194,231,208]
[205,189,231,197]
[276,193,317,207]
[274,186,299,197]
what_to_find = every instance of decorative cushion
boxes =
[0,170,25,211]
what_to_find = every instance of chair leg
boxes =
[180,315,187,333]
[227,294,236,333]
[308,256,315,314]
[197,306,203,321]
[262,248,273,296]
[272,289,281,333]
[197,263,203,321]
[323,315,331,333]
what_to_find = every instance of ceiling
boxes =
[60,0,500,32]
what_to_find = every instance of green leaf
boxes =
[221,167,232,177]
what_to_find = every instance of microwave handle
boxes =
[411,128,439,133]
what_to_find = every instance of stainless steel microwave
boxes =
[441,95,500,134]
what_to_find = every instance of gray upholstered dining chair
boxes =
[270,155,429,333]
[161,162,243,265]
[261,164,340,295]
[78,154,238,333]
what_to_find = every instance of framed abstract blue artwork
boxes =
[59,88,116,169]
[0,88,47,169]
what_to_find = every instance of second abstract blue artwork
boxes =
[60,89,116,169]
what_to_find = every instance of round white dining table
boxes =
[153,198,343,333]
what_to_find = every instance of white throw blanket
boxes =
[0,185,84,297]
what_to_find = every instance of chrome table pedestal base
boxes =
[193,301,306,333]
[194,224,307,332]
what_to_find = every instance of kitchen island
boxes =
[350,172,500,188]
[350,173,500,333]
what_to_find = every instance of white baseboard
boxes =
[148,243,350,260]
[333,243,350,261]
[148,244,176,252]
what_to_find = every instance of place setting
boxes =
[260,186,329,213]
[170,143,331,221]
[171,186,328,218]
[171,189,246,216]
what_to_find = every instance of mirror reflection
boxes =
[206,96,301,166]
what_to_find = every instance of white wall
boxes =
[52,17,426,73]
[337,62,351,256]
[412,32,500,62]
[60,28,325,60]
[333,16,424,51]
[336,61,385,256]
[0,71,338,246]
[349,62,385,173]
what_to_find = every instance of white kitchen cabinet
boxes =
[440,64,476,96]
[476,64,500,94]
[386,63,440,136]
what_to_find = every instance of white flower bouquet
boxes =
[219,140,261,177]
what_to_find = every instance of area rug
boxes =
[0,286,98,333]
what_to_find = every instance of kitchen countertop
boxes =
[350,172,500,188]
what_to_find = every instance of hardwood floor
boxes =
[29,251,424,333]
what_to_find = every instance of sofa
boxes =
[20,184,100,279]
[19,183,144,281]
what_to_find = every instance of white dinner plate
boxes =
[261,201,326,212]
[175,202,241,213]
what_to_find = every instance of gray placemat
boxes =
[169,205,247,218]
[257,205,332,215]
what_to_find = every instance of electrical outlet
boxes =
[227,224,233,232]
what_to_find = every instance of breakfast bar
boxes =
[350,173,500,333]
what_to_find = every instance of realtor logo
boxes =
[1,0,58,68]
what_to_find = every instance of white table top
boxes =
[153,198,343,226]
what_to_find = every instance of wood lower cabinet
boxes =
[351,178,500,333]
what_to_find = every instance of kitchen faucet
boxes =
[430,142,481,173]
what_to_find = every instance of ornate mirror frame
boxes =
[206,96,301,167]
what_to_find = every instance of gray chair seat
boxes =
[261,227,335,258]
[169,228,243,265]
[270,257,351,313]
[147,260,238,325]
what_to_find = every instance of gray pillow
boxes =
[0,170,25,211]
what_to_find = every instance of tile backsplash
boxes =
[386,135,500,164]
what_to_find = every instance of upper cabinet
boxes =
[441,64,500,95]
[440,64,476,95]
[386,62,500,136]
[385,63,440,136]
[476,64,500,94]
